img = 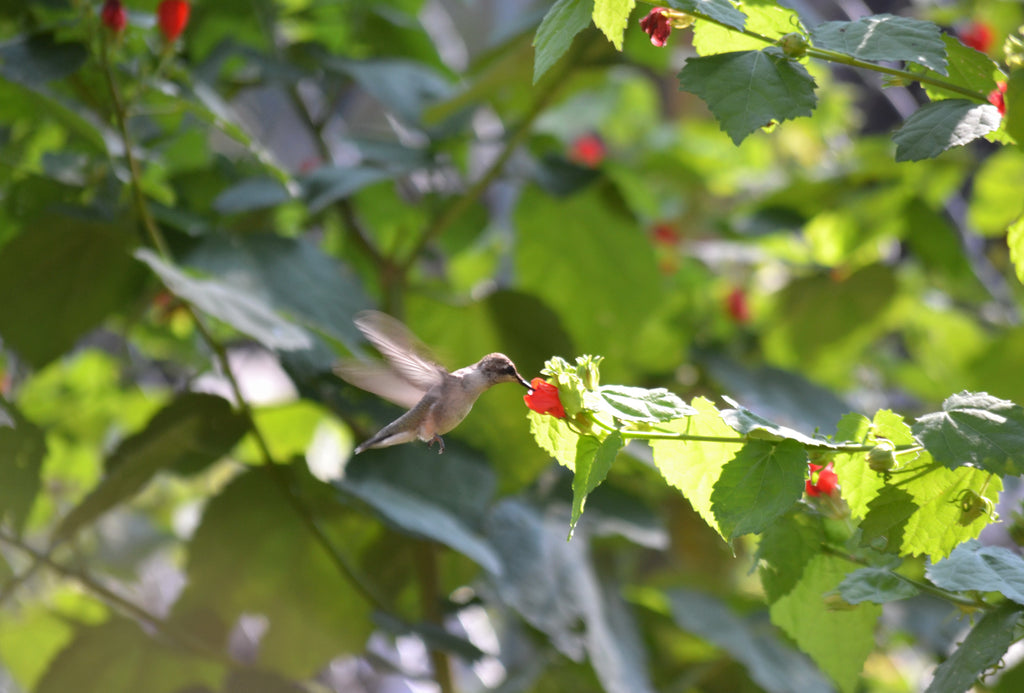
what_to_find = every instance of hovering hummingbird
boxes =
[335,311,532,454]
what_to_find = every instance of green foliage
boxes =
[3,1,1024,692]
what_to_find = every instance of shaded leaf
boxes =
[53,394,248,540]
[810,14,947,73]
[720,397,837,448]
[893,100,1001,162]
[570,431,622,537]
[299,165,393,214]
[533,0,592,83]
[927,541,1024,604]
[913,391,1024,475]
[0,33,88,84]
[711,439,806,540]
[0,413,45,535]
[213,178,292,214]
[667,0,746,32]
[585,385,696,423]
[916,36,1000,102]
[838,566,920,604]
[925,603,1022,693]
[678,48,817,145]
[669,589,833,693]
[757,513,826,603]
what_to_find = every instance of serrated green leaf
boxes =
[668,589,833,693]
[925,603,1023,693]
[666,0,746,32]
[649,396,743,537]
[913,391,1024,475]
[711,438,807,540]
[830,412,881,520]
[1008,214,1024,285]
[592,0,634,51]
[136,249,313,352]
[533,0,593,84]
[53,394,248,541]
[692,0,799,55]
[570,431,622,537]
[770,554,881,693]
[810,14,947,73]
[859,485,917,551]
[838,566,920,604]
[721,397,837,448]
[916,35,1000,102]
[213,177,293,214]
[892,100,1001,162]
[757,513,826,602]
[968,149,1024,237]
[585,385,696,422]
[678,48,817,145]
[1005,69,1024,145]
[927,540,1024,604]
[528,409,580,469]
[0,415,45,535]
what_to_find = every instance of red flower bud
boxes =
[524,378,567,419]
[806,462,839,497]
[101,0,127,33]
[569,133,606,168]
[650,223,681,246]
[157,0,191,42]
[959,21,995,54]
[988,81,1007,116]
[640,8,672,48]
[725,287,751,324]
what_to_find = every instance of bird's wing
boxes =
[333,359,426,409]
[351,310,446,392]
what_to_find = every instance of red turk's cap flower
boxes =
[569,133,606,168]
[157,0,191,42]
[989,81,1007,116]
[725,287,751,323]
[640,8,672,47]
[960,21,995,53]
[101,0,127,33]
[650,223,681,246]
[806,462,839,497]
[524,378,567,419]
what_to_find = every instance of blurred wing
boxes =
[353,311,446,391]
[334,360,427,409]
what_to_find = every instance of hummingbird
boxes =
[335,311,532,454]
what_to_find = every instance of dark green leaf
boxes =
[533,0,592,83]
[859,485,917,552]
[0,413,45,535]
[925,603,1023,693]
[324,59,454,127]
[720,397,836,448]
[892,100,1001,162]
[53,394,248,540]
[926,540,1024,604]
[838,566,920,604]
[916,36,1000,102]
[678,48,817,145]
[669,589,833,693]
[224,669,307,693]
[1003,70,1024,157]
[912,391,1024,475]
[711,439,807,540]
[213,178,293,214]
[135,249,313,352]
[810,14,947,73]
[757,513,825,602]
[0,33,87,84]
[585,385,696,422]
[0,215,144,368]
[570,431,622,537]
[300,165,393,214]
[667,0,747,32]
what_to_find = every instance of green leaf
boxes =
[838,566,920,604]
[649,396,744,537]
[809,14,947,73]
[533,0,593,84]
[720,397,837,448]
[830,412,881,520]
[528,409,580,469]
[770,554,881,693]
[1005,69,1024,146]
[53,394,248,541]
[584,385,696,422]
[692,0,799,55]
[0,33,88,84]
[666,0,746,32]
[677,48,817,145]
[324,59,454,128]
[0,215,144,368]
[224,669,308,693]
[0,414,45,535]
[135,248,313,352]
[300,165,393,214]
[968,149,1024,237]
[173,468,374,675]
[570,431,622,537]
[35,618,221,693]
[592,0,634,51]
[925,603,1023,693]
[668,589,833,693]
[213,177,293,214]
[892,100,1001,162]
[757,512,826,602]
[912,391,1024,475]
[711,438,806,541]
[926,540,1024,604]
[859,485,917,551]
[916,35,1000,103]
[1009,214,1024,285]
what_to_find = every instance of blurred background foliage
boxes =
[1,0,1024,691]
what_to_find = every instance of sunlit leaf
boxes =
[585,385,696,422]
[592,0,634,51]
[810,14,947,73]
[893,100,1001,162]
[913,391,1024,475]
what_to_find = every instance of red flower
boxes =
[640,7,672,47]
[989,81,1007,116]
[725,287,751,324]
[806,462,839,497]
[101,0,127,33]
[157,0,191,42]
[650,223,681,246]
[524,378,566,419]
[569,133,606,168]
[959,21,995,54]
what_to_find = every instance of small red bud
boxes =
[101,0,127,33]
[959,21,995,54]
[725,287,751,324]
[157,0,191,42]
[569,133,606,168]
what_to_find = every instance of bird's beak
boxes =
[517,373,532,390]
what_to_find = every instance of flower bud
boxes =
[867,441,897,473]
[778,32,809,59]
